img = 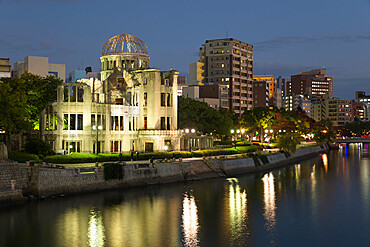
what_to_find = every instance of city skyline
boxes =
[1,0,370,99]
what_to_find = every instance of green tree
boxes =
[0,77,30,132]
[0,73,62,132]
[313,119,335,144]
[240,107,276,143]
[277,133,300,154]
[178,96,233,139]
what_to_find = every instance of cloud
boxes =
[254,33,370,51]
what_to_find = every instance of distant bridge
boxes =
[334,137,370,143]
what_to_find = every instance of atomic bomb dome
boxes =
[100,34,150,81]
[101,34,149,56]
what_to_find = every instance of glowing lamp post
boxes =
[231,129,236,148]
[184,128,196,151]
[93,125,103,154]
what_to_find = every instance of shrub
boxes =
[23,138,55,157]
[103,163,123,180]
[8,151,39,163]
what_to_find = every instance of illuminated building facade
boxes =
[312,98,352,126]
[198,38,254,115]
[286,68,333,101]
[40,34,181,153]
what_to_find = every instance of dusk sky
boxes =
[1,0,369,99]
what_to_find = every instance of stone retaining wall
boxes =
[0,190,24,206]
[0,162,29,191]
[28,162,191,197]
[0,144,329,203]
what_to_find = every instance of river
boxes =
[1,144,370,247]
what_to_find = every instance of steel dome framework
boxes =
[102,34,149,56]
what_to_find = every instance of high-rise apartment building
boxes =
[287,68,333,101]
[198,38,253,115]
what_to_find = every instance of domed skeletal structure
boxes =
[100,34,150,81]
[101,34,149,56]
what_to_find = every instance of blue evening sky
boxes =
[1,0,369,99]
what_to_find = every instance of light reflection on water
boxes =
[181,193,199,247]
[88,209,105,247]
[1,149,370,247]
[262,172,276,240]
[227,178,248,243]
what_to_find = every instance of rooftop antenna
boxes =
[226,28,229,38]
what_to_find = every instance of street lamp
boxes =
[93,125,103,154]
[230,129,236,148]
[164,145,168,151]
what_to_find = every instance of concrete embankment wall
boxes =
[218,144,328,176]
[27,162,191,197]
[0,144,328,203]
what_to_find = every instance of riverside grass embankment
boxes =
[0,143,329,206]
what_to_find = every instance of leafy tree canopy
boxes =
[178,96,234,139]
[0,73,62,132]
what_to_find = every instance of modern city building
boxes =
[69,70,86,83]
[355,91,370,104]
[13,56,66,80]
[252,80,269,108]
[286,68,333,101]
[312,103,324,122]
[284,94,311,117]
[40,34,206,154]
[198,38,253,115]
[189,62,204,85]
[0,58,11,78]
[253,75,275,99]
[352,102,366,121]
[312,98,352,126]
[182,84,229,109]
[177,75,188,96]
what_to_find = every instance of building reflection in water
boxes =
[227,178,248,242]
[88,209,105,247]
[262,173,276,232]
[182,193,200,247]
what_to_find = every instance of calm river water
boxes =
[1,144,370,247]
